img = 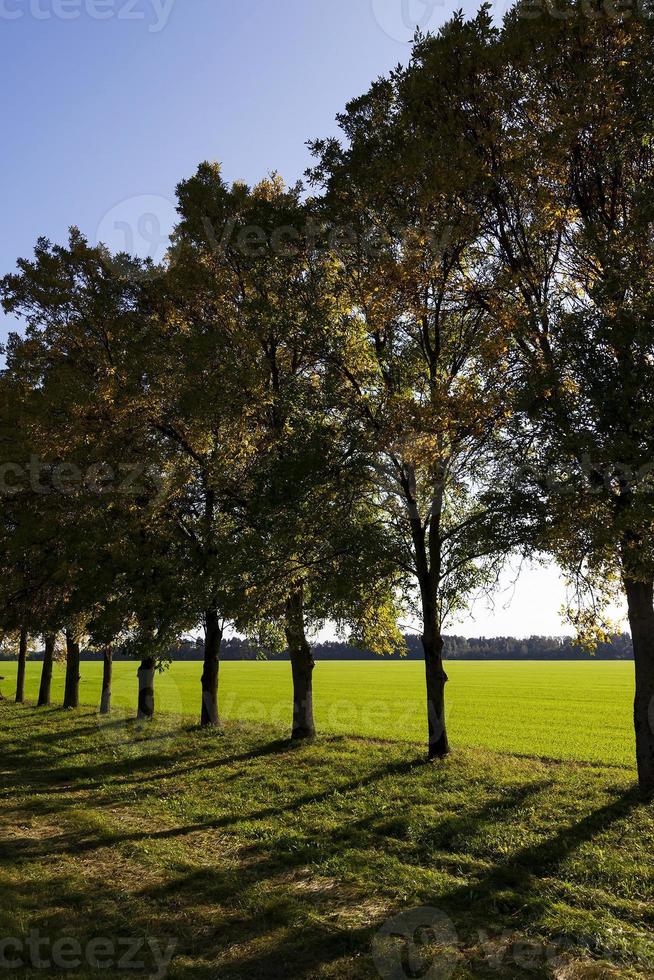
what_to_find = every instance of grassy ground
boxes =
[0,702,652,979]
[3,659,637,767]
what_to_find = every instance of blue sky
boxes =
[1,0,496,308]
[0,0,624,637]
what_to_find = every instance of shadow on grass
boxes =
[0,703,649,979]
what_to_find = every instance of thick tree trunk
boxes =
[63,631,80,709]
[285,589,316,741]
[137,657,156,720]
[37,635,55,707]
[624,577,654,798]
[422,616,450,760]
[201,609,222,728]
[15,626,28,704]
[99,647,113,715]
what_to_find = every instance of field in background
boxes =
[7,660,635,768]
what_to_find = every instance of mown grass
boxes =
[1,702,653,978]
[4,658,637,767]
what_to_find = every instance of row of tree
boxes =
[4,632,634,662]
[3,2,654,793]
[278,633,636,662]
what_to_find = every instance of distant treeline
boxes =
[2,633,633,662]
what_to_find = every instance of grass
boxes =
[3,658,637,767]
[0,701,652,978]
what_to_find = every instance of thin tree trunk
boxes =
[100,646,113,715]
[37,634,55,707]
[63,631,81,709]
[137,657,156,720]
[624,577,654,798]
[201,609,222,728]
[422,610,450,760]
[15,626,28,704]
[285,589,316,740]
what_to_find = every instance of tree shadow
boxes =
[0,704,650,978]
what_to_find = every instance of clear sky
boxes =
[0,0,628,638]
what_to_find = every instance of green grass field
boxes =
[5,659,636,768]
[1,703,652,978]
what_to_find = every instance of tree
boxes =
[169,165,405,739]
[111,212,264,729]
[0,369,77,710]
[1,230,197,720]
[63,627,82,709]
[0,373,43,705]
[15,627,28,704]
[0,628,31,705]
[495,3,654,796]
[309,38,508,757]
[37,635,57,707]
[100,645,113,716]
[411,3,654,792]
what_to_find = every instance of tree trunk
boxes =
[624,577,654,798]
[422,610,450,759]
[201,609,222,728]
[63,631,81,709]
[404,462,450,760]
[137,657,156,720]
[285,589,316,740]
[100,646,113,715]
[15,626,28,704]
[37,634,55,707]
